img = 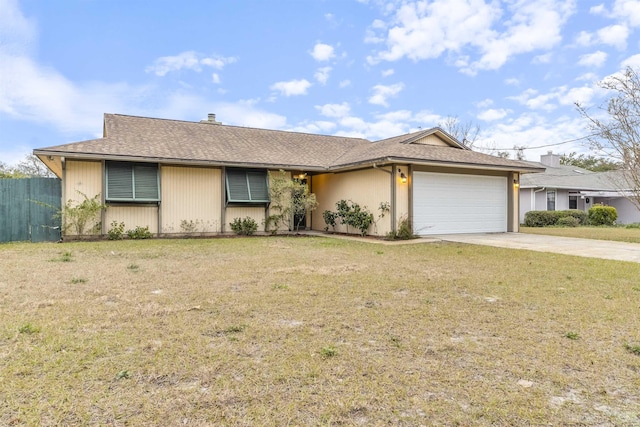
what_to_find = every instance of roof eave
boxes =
[330,156,545,173]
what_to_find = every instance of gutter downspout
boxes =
[533,187,546,211]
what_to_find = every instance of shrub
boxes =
[524,210,587,227]
[524,211,559,227]
[323,210,338,232]
[588,205,617,226]
[126,226,153,239]
[557,216,580,227]
[230,217,258,235]
[107,221,125,240]
[324,200,374,236]
[387,217,415,240]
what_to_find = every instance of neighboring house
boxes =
[520,151,640,224]
[34,113,543,238]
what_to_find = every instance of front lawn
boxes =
[522,225,640,243]
[1,238,639,425]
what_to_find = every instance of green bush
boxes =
[557,216,580,227]
[230,217,258,235]
[126,226,153,239]
[524,211,557,227]
[524,210,587,227]
[324,200,374,236]
[588,205,617,226]
[107,221,125,240]
[387,217,415,240]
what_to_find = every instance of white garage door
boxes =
[413,172,507,235]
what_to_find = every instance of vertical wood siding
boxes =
[105,206,158,233]
[161,166,222,233]
[312,168,392,236]
[64,160,103,235]
[65,160,102,204]
[226,206,266,231]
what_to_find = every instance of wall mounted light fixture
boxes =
[398,168,408,184]
[513,179,520,188]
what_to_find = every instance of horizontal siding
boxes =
[105,206,159,234]
[161,166,222,233]
[312,168,392,236]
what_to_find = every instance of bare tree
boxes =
[437,115,481,149]
[15,154,55,177]
[576,66,640,210]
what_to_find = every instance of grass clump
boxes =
[18,323,40,334]
[624,343,640,356]
[320,346,338,358]
[565,331,580,340]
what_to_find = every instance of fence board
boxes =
[0,178,61,243]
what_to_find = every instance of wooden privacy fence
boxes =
[0,178,62,243]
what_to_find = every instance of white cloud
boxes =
[508,84,596,112]
[504,77,520,86]
[339,79,351,88]
[368,0,575,75]
[0,0,36,56]
[314,67,332,85]
[309,43,335,61]
[577,50,608,67]
[622,54,640,69]
[382,68,395,77]
[575,30,593,46]
[532,53,552,64]
[576,72,599,82]
[592,0,640,27]
[596,24,629,49]
[315,102,350,118]
[212,73,221,84]
[476,98,494,108]
[270,79,312,96]
[145,51,237,76]
[368,83,404,107]
[478,108,510,121]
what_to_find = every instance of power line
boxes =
[482,133,598,151]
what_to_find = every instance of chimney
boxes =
[540,151,560,167]
[200,113,221,125]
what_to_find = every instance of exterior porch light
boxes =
[513,179,519,188]
[398,168,408,184]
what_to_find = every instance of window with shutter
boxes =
[106,161,160,202]
[226,169,269,204]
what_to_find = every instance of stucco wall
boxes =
[595,197,640,224]
[161,166,221,233]
[311,168,392,236]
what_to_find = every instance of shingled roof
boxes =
[35,113,543,173]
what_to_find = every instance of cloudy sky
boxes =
[1,0,640,165]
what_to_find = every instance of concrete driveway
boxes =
[431,232,640,263]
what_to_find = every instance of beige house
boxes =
[34,113,542,237]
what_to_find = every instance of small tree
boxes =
[437,115,481,148]
[576,67,640,211]
[265,170,318,234]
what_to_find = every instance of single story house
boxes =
[34,113,543,238]
[520,151,640,224]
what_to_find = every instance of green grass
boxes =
[522,225,640,243]
[1,237,640,425]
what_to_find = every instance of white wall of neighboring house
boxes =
[594,196,640,224]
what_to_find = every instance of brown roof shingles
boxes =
[35,113,543,172]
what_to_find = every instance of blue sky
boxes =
[1,0,640,165]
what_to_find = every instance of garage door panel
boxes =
[413,172,507,235]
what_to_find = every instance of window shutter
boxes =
[134,164,159,200]
[227,169,250,201]
[107,162,134,200]
[248,172,269,201]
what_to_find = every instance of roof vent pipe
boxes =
[200,113,221,125]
